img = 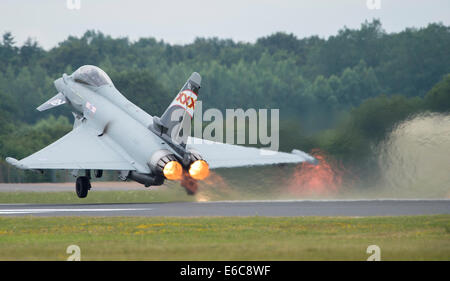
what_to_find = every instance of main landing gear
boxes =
[75,176,91,198]
[75,170,102,198]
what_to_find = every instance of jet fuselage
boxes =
[54,75,174,175]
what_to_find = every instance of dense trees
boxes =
[425,74,450,112]
[313,74,450,178]
[0,20,448,182]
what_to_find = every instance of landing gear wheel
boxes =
[76,176,91,198]
[95,170,103,178]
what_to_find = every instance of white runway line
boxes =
[0,208,152,215]
[0,200,448,216]
[199,199,450,203]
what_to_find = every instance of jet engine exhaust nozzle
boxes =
[149,149,183,180]
[188,160,210,180]
[163,161,183,180]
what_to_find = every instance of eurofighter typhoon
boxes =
[6,65,316,198]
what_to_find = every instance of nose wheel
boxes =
[76,176,91,198]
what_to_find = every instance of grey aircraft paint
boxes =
[6,65,315,197]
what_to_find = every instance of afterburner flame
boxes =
[163,161,182,180]
[288,149,344,195]
[189,160,210,180]
[181,170,198,194]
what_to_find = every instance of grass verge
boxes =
[0,215,448,260]
[0,189,194,204]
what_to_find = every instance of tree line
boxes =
[0,19,448,183]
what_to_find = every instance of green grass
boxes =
[0,215,449,260]
[0,189,195,204]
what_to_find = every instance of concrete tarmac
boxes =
[0,200,448,217]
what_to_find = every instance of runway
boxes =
[0,199,449,217]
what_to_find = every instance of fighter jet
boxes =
[6,65,316,198]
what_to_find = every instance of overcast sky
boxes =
[1,0,449,49]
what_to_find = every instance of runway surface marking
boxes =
[0,200,448,217]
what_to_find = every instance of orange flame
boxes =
[163,161,183,180]
[189,160,210,180]
[195,171,233,201]
[288,149,344,196]
[202,171,227,187]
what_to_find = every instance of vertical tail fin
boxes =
[161,72,201,121]
[153,72,201,147]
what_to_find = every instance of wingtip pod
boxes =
[5,157,28,170]
[291,149,319,165]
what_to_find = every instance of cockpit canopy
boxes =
[72,65,113,87]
